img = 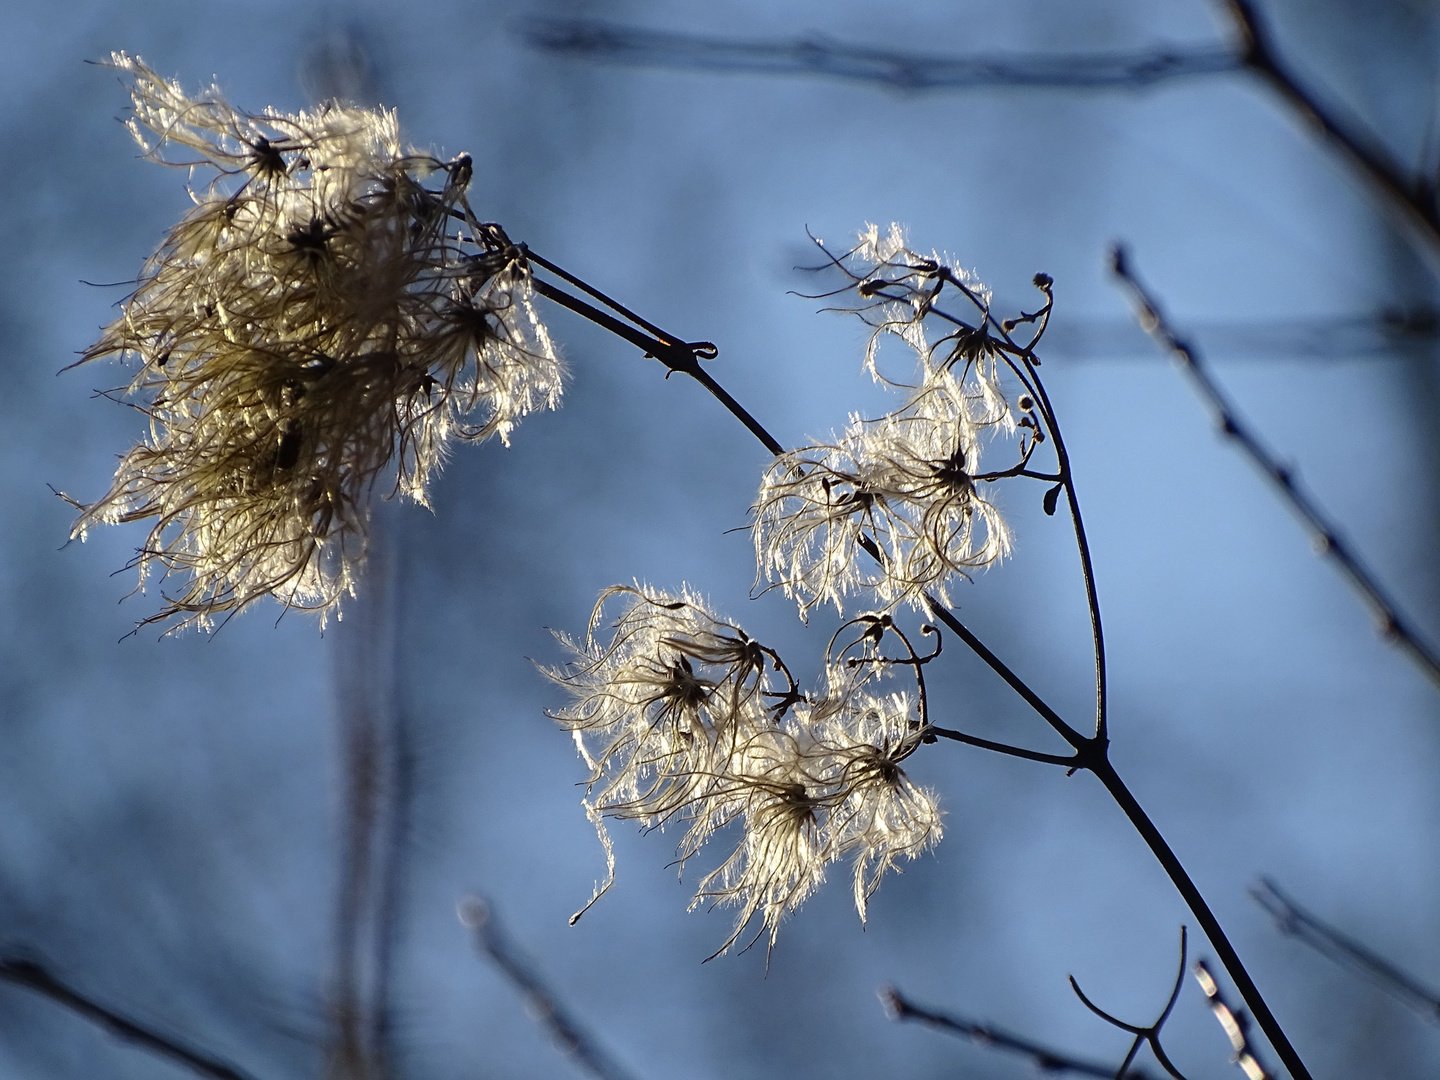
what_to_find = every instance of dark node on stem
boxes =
[1033,272,1053,289]
[249,135,287,177]
[1043,483,1063,516]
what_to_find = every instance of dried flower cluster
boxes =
[73,54,562,628]
[547,586,942,955]
[753,225,1023,618]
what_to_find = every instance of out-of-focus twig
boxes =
[1217,0,1440,268]
[880,984,1156,1079]
[0,956,259,1080]
[519,18,1237,91]
[1194,961,1273,1080]
[1112,245,1440,693]
[522,8,1440,274]
[1252,877,1440,1022]
[1067,927,1193,1080]
[458,897,641,1080]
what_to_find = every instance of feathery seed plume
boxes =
[71,54,563,629]
[547,586,941,955]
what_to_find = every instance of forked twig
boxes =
[458,897,641,1080]
[881,984,1156,1079]
[1194,961,1274,1080]
[1067,927,1193,1080]
[1112,245,1440,692]
[0,956,259,1080]
[1252,877,1440,1022]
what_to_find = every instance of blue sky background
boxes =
[1,1,1438,1077]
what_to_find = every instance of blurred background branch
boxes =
[518,17,1238,91]
[459,897,641,1080]
[0,957,258,1080]
[1253,878,1440,1024]
[1112,243,1440,691]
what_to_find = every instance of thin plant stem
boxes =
[1112,245,1440,692]
[527,252,1312,1080]
[927,723,1079,767]
[880,984,1156,1079]
[0,956,259,1080]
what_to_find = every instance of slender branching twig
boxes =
[518,18,1238,91]
[880,984,1156,1079]
[1252,877,1440,1023]
[458,897,642,1080]
[1067,927,1193,1080]
[1195,961,1274,1080]
[1111,245,1440,692]
[0,956,259,1080]
[528,250,1314,1080]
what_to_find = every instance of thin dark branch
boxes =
[1067,928,1194,1080]
[1112,245,1440,693]
[922,598,1094,753]
[0,957,259,1080]
[927,723,1079,766]
[880,984,1156,1079]
[1194,961,1274,1080]
[1218,0,1440,266]
[519,18,1238,91]
[528,274,785,455]
[459,898,642,1080]
[1252,877,1440,1022]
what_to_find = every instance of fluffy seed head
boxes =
[72,54,563,629]
[546,586,942,955]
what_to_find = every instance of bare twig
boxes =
[518,18,1237,91]
[881,984,1156,1078]
[1067,927,1193,1080]
[1111,245,1440,693]
[1252,877,1440,1022]
[458,897,642,1080]
[0,956,259,1080]
[521,8,1440,272]
[1217,0,1440,267]
[1194,961,1274,1080]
